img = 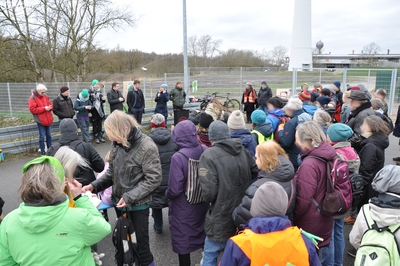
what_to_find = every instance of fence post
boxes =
[388,68,398,115]
[7,83,13,117]
[319,68,322,82]
[367,69,371,90]
[164,73,167,84]
[292,68,297,96]
[240,67,243,95]
[342,68,347,92]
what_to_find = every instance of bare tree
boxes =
[270,45,288,66]
[363,42,381,55]
[188,34,222,67]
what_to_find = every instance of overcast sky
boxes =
[100,0,400,56]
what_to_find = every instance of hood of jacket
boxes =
[297,112,312,123]
[370,193,400,227]
[246,216,291,234]
[148,127,172,145]
[213,138,244,156]
[253,123,273,137]
[173,120,199,149]
[17,197,68,234]
[231,129,255,147]
[258,155,294,183]
[301,141,337,161]
[360,132,389,150]
[372,165,400,194]
[268,108,284,117]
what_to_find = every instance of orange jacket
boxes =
[242,89,257,104]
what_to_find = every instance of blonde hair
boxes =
[104,151,111,162]
[296,121,327,148]
[313,109,331,126]
[54,146,89,181]
[19,163,62,203]
[104,110,140,148]
[256,141,288,172]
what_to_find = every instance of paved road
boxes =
[1,134,399,266]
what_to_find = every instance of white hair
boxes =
[313,110,331,126]
[285,98,303,111]
[53,146,89,180]
[36,83,47,92]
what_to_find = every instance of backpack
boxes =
[309,156,352,216]
[272,115,290,143]
[355,205,400,266]
[112,213,140,266]
[382,114,394,134]
[178,147,205,204]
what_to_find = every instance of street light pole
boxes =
[182,0,189,97]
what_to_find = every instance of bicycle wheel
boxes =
[226,99,241,112]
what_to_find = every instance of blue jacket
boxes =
[220,216,321,266]
[154,91,169,116]
[266,108,284,132]
[230,129,257,157]
[74,96,93,118]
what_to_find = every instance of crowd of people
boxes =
[0,80,399,266]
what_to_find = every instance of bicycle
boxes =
[211,92,241,113]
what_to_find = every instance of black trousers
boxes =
[244,103,256,123]
[131,108,143,124]
[178,253,190,266]
[91,119,103,137]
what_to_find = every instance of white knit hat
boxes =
[227,110,246,130]
[285,98,303,111]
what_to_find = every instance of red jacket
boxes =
[293,142,336,247]
[28,92,54,126]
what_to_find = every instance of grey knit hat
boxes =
[250,182,288,217]
[208,120,231,141]
[59,118,78,135]
[227,110,246,130]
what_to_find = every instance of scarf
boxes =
[92,87,104,117]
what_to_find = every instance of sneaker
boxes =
[95,138,100,144]
[347,248,357,258]
[393,157,400,161]
[153,224,162,234]
[344,216,356,224]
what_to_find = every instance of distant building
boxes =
[313,54,400,69]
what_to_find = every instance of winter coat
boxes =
[278,110,312,170]
[169,86,186,108]
[97,162,113,206]
[89,89,105,120]
[350,193,400,250]
[346,101,375,135]
[358,133,389,183]
[266,108,285,132]
[199,138,258,242]
[28,91,54,126]
[294,142,337,247]
[0,195,111,265]
[47,129,105,186]
[74,95,93,118]
[230,129,257,157]
[332,142,360,174]
[258,86,273,106]
[232,155,296,227]
[165,121,208,254]
[92,128,162,209]
[148,127,177,209]
[107,89,125,113]
[220,216,322,266]
[251,123,274,145]
[127,89,145,113]
[52,94,75,119]
[198,132,212,147]
[154,91,169,117]
[393,105,400,138]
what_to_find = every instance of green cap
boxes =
[22,156,65,183]
[81,88,89,98]
[92,79,99,86]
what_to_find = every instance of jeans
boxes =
[152,208,163,231]
[37,123,52,155]
[258,105,268,114]
[131,108,143,124]
[321,218,344,266]
[200,236,227,266]
[114,208,154,266]
[77,118,90,143]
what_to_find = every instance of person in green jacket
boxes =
[169,81,186,110]
[0,156,111,266]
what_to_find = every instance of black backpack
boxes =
[382,114,394,134]
[112,213,140,266]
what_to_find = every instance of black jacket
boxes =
[52,94,75,119]
[393,105,400,138]
[127,89,145,113]
[346,101,375,135]
[47,132,105,186]
[359,133,389,183]
[107,89,125,113]
[148,127,178,208]
[198,138,258,242]
[232,155,296,228]
[258,86,273,106]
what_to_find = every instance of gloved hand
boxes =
[92,251,105,266]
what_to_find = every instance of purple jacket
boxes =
[220,216,321,266]
[165,121,209,254]
[96,162,112,206]
[294,142,336,247]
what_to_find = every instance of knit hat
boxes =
[261,81,267,85]
[150,113,166,128]
[92,79,100,86]
[268,97,284,109]
[227,110,246,130]
[285,98,303,111]
[81,88,89,98]
[333,81,341,91]
[251,110,267,125]
[299,91,311,102]
[59,118,78,135]
[327,123,353,142]
[199,112,214,129]
[371,98,384,110]
[250,182,288,217]
[209,120,231,141]
[316,96,331,106]
[350,86,361,91]
[60,86,69,93]
[161,84,168,90]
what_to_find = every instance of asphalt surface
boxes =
[1,134,399,266]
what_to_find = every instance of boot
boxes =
[95,133,100,144]
[98,132,106,143]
